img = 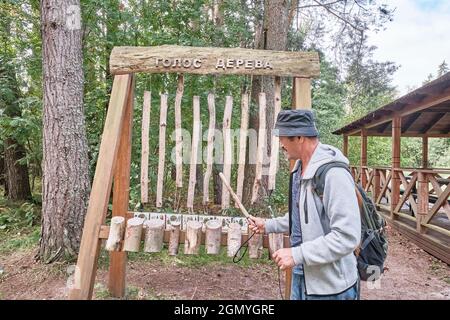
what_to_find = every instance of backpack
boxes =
[311,162,388,281]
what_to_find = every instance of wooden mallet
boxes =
[218,172,252,221]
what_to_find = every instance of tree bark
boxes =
[40,0,91,262]
[243,0,290,205]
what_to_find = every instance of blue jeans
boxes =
[291,272,360,300]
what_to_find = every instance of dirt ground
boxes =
[0,228,448,300]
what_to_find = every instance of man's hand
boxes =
[247,215,265,234]
[273,248,295,270]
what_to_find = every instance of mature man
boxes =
[249,110,361,300]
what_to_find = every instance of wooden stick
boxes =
[203,93,216,205]
[187,96,201,210]
[248,225,263,259]
[168,221,181,255]
[123,217,144,252]
[141,91,151,203]
[205,220,222,254]
[184,221,202,254]
[252,92,267,204]
[236,93,249,204]
[144,219,165,252]
[105,216,125,251]
[219,172,251,219]
[156,94,168,208]
[221,96,233,209]
[268,77,281,191]
[174,75,184,188]
[227,222,242,257]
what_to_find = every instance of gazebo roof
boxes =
[333,72,450,137]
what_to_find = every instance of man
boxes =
[249,110,361,300]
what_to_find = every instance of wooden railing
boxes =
[350,165,450,239]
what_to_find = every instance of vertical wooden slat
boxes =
[140,91,151,203]
[268,77,282,191]
[156,94,168,208]
[108,75,135,298]
[187,96,201,210]
[373,169,381,202]
[391,116,401,217]
[422,136,428,169]
[221,96,233,209]
[251,92,267,204]
[236,93,249,203]
[203,93,216,205]
[343,135,348,157]
[174,75,184,188]
[417,172,429,233]
[68,74,132,300]
[361,129,367,188]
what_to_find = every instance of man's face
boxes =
[279,136,302,160]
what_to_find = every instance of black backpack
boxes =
[311,162,388,281]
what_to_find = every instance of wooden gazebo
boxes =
[333,72,450,264]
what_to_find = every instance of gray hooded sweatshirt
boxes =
[265,143,361,295]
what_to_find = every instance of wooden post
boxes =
[68,74,132,300]
[391,116,401,218]
[417,172,428,233]
[251,92,266,204]
[105,217,125,252]
[361,129,367,188]
[268,77,282,191]
[221,96,233,209]
[227,223,242,257]
[373,169,381,202]
[248,227,263,259]
[184,221,202,254]
[141,91,150,203]
[168,221,181,255]
[174,75,184,189]
[123,217,144,252]
[203,93,216,205]
[187,96,201,210]
[422,136,428,169]
[343,135,348,157]
[144,219,165,252]
[236,93,249,203]
[205,220,222,254]
[156,94,168,208]
[108,75,134,298]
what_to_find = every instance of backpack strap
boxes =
[312,162,351,198]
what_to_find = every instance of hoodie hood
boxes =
[293,143,349,180]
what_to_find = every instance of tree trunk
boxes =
[40,0,91,262]
[243,0,290,205]
[0,62,32,201]
[0,146,7,197]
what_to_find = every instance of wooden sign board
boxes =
[110,45,320,77]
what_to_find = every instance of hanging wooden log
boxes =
[268,77,281,191]
[221,96,233,209]
[105,216,125,251]
[268,233,284,257]
[236,93,249,204]
[227,222,242,257]
[123,217,144,252]
[203,93,216,205]
[168,221,181,256]
[184,220,202,254]
[205,220,222,254]
[156,93,168,208]
[174,75,184,188]
[187,96,201,210]
[141,91,151,203]
[144,219,165,252]
[251,92,267,204]
[248,225,263,259]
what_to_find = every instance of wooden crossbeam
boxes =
[420,113,445,134]
[395,172,418,214]
[401,113,421,133]
[377,172,392,204]
[423,183,450,224]
[364,169,375,192]
[427,174,450,220]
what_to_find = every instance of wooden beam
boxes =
[221,96,233,209]
[187,96,201,211]
[391,117,401,217]
[422,136,428,169]
[236,93,249,203]
[377,121,391,133]
[156,94,168,208]
[268,77,282,191]
[420,113,445,134]
[343,135,348,157]
[68,74,132,300]
[174,75,184,189]
[203,93,216,205]
[108,75,135,298]
[110,45,320,77]
[251,93,266,204]
[401,113,421,133]
[416,172,429,233]
[140,91,150,204]
[423,182,450,225]
[361,129,367,188]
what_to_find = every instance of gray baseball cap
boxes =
[273,109,319,137]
